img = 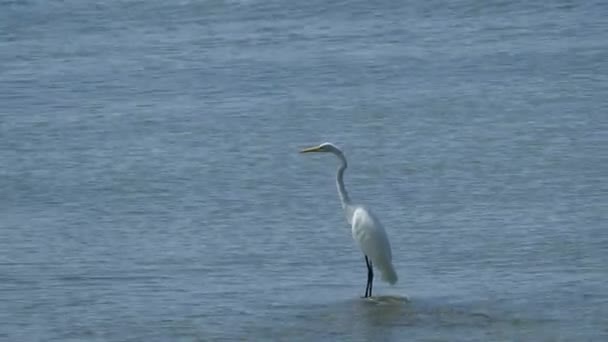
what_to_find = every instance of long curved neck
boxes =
[335,152,353,216]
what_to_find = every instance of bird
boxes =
[300,142,397,298]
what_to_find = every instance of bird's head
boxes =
[299,142,342,155]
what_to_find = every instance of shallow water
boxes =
[1,0,607,340]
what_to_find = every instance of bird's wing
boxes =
[351,207,398,284]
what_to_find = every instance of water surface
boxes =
[1,0,607,340]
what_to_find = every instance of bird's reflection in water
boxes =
[259,295,502,342]
[241,295,557,341]
[286,295,414,341]
[358,295,411,324]
[354,295,411,341]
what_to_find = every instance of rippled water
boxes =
[1,0,607,340]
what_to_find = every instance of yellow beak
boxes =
[299,145,322,153]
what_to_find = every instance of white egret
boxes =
[300,142,397,298]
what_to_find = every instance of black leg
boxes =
[364,256,374,298]
[367,256,374,297]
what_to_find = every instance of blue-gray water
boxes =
[1,0,607,341]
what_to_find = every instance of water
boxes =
[1,0,607,340]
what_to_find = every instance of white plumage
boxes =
[352,207,398,285]
[301,142,398,297]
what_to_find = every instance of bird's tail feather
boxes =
[380,264,398,285]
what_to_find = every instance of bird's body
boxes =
[300,142,397,297]
[351,206,398,285]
